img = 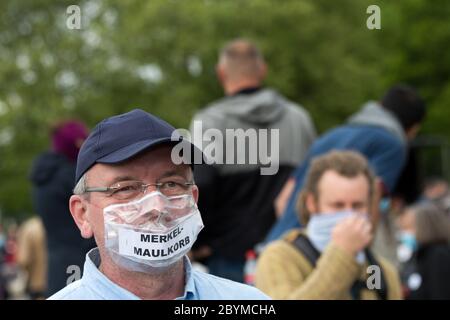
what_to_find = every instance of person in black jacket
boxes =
[29,120,95,297]
[397,203,450,299]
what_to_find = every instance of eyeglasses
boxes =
[84,180,195,200]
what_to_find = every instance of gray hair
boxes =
[73,173,87,195]
[413,203,450,244]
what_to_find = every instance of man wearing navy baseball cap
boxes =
[49,109,269,300]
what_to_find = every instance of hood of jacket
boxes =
[212,88,288,125]
[348,101,407,144]
[29,151,71,186]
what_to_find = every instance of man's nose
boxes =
[143,184,159,195]
[343,205,354,212]
[144,192,166,211]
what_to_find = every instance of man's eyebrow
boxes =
[157,169,191,180]
[103,169,191,185]
[107,175,139,185]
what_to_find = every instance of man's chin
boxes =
[107,250,184,275]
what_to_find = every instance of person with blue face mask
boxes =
[396,204,450,300]
[255,151,403,299]
[266,84,427,244]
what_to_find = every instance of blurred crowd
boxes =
[1,39,449,300]
[0,120,95,299]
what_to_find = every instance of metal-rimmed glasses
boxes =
[84,180,195,200]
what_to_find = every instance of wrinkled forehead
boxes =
[87,145,192,184]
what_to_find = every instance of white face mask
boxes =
[103,191,204,272]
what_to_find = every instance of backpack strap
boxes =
[350,280,367,300]
[291,233,321,267]
[364,249,388,300]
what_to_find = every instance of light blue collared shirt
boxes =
[49,248,270,300]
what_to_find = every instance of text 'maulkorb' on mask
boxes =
[103,191,204,272]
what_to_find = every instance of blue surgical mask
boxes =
[396,231,417,262]
[399,232,417,251]
[307,211,366,264]
[379,198,391,215]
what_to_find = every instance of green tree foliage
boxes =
[378,0,450,135]
[0,0,447,216]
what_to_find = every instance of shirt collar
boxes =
[176,257,197,300]
[82,248,197,300]
[231,86,262,96]
[81,248,140,299]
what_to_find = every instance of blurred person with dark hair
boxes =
[396,204,450,299]
[29,120,95,296]
[16,216,47,299]
[255,151,402,299]
[190,39,316,282]
[266,84,427,243]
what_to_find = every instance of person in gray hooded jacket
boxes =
[189,39,316,282]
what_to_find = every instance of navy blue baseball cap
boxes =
[75,109,202,183]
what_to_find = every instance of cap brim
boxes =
[96,137,205,167]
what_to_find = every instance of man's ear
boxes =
[69,195,94,239]
[192,185,199,204]
[259,61,268,81]
[305,192,318,215]
[216,63,226,84]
